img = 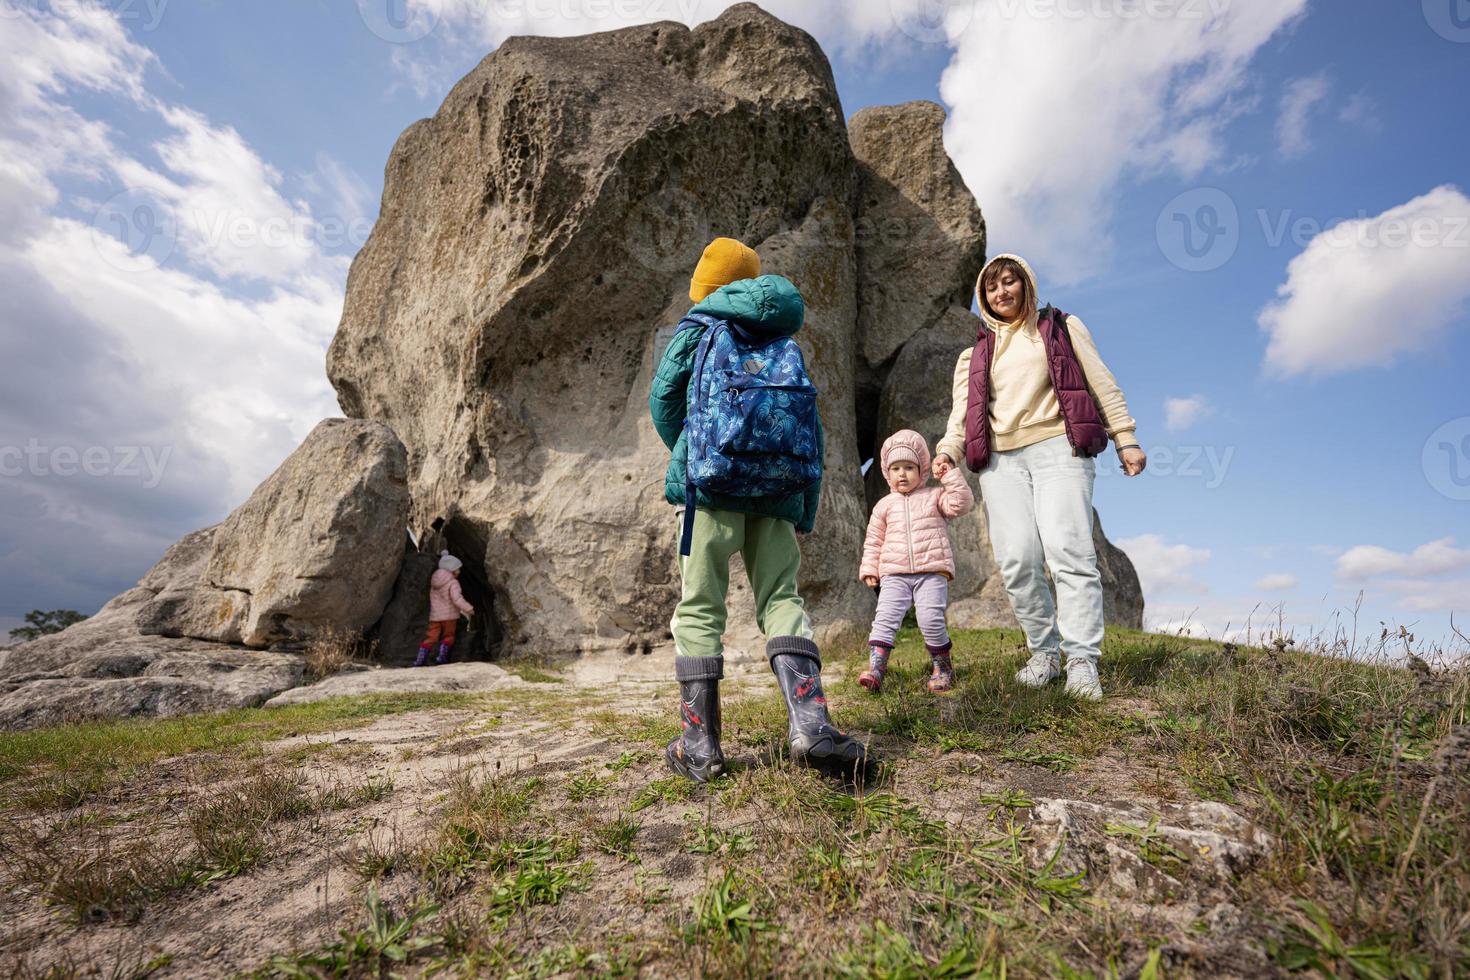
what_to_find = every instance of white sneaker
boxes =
[1065,659,1103,701]
[1015,652,1060,688]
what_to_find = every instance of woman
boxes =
[933,254,1146,700]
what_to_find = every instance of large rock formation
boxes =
[327,3,1143,660]
[0,419,413,728]
[6,4,1143,727]
[137,418,412,648]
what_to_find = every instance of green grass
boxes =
[0,693,483,807]
[4,626,1466,979]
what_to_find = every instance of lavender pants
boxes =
[867,573,952,651]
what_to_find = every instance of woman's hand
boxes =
[1118,446,1147,477]
[862,575,880,588]
[933,453,954,478]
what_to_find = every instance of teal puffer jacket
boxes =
[648,275,824,533]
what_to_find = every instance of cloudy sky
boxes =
[1,0,1466,649]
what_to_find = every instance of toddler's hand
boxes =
[862,575,879,588]
[933,453,953,478]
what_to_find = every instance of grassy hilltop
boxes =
[1,627,1466,978]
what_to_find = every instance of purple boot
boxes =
[414,644,431,667]
[435,642,451,666]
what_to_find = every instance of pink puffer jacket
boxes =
[429,569,475,622]
[860,430,974,581]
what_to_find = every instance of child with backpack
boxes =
[857,430,974,694]
[649,237,868,783]
[416,551,475,666]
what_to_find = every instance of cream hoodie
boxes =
[935,254,1138,467]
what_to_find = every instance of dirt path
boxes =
[3,637,1408,978]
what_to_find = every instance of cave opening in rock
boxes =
[426,514,506,661]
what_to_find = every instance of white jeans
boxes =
[978,435,1104,665]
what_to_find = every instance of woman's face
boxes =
[985,268,1025,322]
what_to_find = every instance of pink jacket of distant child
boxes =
[860,430,974,581]
[428,569,475,622]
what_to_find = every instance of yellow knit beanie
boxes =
[689,237,761,303]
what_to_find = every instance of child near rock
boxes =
[417,551,475,667]
[649,236,868,783]
[858,429,974,693]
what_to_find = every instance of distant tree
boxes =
[8,609,88,643]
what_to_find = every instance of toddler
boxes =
[858,430,974,693]
[416,551,475,666]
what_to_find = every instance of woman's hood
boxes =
[975,252,1041,332]
[879,429,932,490]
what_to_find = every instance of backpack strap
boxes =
[680,318,727,557]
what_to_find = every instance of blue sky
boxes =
[1,0,1466,650]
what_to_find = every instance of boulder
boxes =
[849,101,987,368]
[324,6,1144,656]
[0,584,301,731]
[138,418,412,648]
[327,4,873,657]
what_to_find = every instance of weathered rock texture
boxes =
[138,418,412,649]
[327,3,1143,657]
[0,419,413,728]
[0,581,302,731]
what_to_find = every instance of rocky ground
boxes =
[1,627,1466,978]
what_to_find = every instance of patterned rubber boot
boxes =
[857,645,890,693]
[926,646,954,694]
[435,642,451,666]
[413,644,431,667]
[665,655,726,783]
[768,637,868,776]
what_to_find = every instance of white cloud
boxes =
[1338,91,1382,134]
[1336,538,1470,581]
[0,4,346,619]
[938,0,1307,284]
[1255,573,1298,592]
[1276,72,1331,159]
[1164,394,1210,433]
[1380,579,1470,614]
[1259,185,1470,377]
[1115,533,1211,598]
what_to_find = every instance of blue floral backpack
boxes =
[679,312,821,556]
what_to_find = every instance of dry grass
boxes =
[0,627,1465,978]
[303,627,379,681]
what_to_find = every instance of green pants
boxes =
[672,508,812,658]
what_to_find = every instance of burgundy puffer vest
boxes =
[964,307,1110,472]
